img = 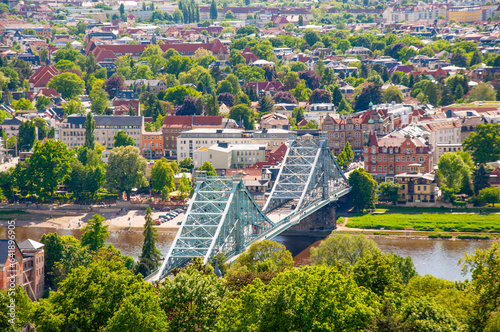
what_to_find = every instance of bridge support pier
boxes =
[291,202,336,230]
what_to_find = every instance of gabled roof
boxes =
[164,115,223,128]
[18,239,44,250]
[29,65,59,87]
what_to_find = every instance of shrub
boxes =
[457,234,492,240]
[428,233,452,239]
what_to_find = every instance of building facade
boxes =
[58,114,144,150]
[142,131,163,158]
[395,164,437,203]
[364,132,433,179]
[0,239,45,301]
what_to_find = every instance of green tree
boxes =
[383,86,404,103]
[230,104,254,130]
[332,86,343,106]
[32,260,149,332]
[336,141,354,170]
[425,82,438,106]
[35,95,51,110]
[136,207,161,277]
[179,174,192,199]
[12,98,34,111]
[106,146,147,200]
[84,112,96,150]
[27,140,71,198]
[400,297,461,331]
[199,160,217,176]
[310,233,379,266]
[257,94,274,115]
[473,164,490,196]
[62,99,83,116]
[348,168,378,210]
[470,49,482,67]
[90,88,109,114]
[210,0,217,19]
[298,15,304,26]
[468,83,496,102]
[113,130,135,148]
[379,181,401,205]
[217,80,233,95]
[437,152,470,192]
[462,242,500,331]
[47,72,85,100]
[230,239,294,275]
[217,266,379,331]
[463,124,500,164]
[151,158,175,192]
[477,187,500,206]
[159,267,228,331]
[32,117,49,140]
[179,157,194,172]
[81,214,109,252]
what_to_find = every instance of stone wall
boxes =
[291,203,336,230]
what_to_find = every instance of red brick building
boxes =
[142,131,163,158]
[162,116,223,158]
[0,239,45,300]
[364,132,433,180]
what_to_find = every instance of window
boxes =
[378,165,382,171]
[402,166,405,172]
[396,156,400,162]
[378,156,381,162]
[418,186,421,191]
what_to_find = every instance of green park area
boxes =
[345,212,500,233]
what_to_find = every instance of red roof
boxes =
[29,65,59,88]
[245,80,283,92]
[87,39,229,58]
[241,47,258,64]
[164,115,223,128]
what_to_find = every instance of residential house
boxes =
[260,112,289,130]
[0,117,25,137]
[28,65,59,93]
[395,164,437,203]
[244,80,283,98]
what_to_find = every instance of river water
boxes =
[1,226,495,281]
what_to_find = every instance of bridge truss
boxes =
[150,135,349,281]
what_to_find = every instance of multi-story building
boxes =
[177,129,249,162]
[383,4,447,23]
[0,117,25,137]
[162,116,223,158]
[364,132,433,180]
[194,143,267,170]
[448,6,482,23]
[142,131,163,159]
[419,119,461,164]
[460,116,486,142]
[321,107,390,158]
[395,164,437,203]
[0,239,45,300]
[58,114,144,150]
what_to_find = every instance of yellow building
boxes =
[448,6,482,23]
[395,164,437,203]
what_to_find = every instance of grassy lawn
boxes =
[369,206,500,214]
[345,213,500,232]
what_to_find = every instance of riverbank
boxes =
[0,209,182,235]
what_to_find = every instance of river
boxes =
[1,226,495,281]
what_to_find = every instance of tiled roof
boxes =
[164,115,223,128]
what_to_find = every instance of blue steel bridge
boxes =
[149,134,351,282]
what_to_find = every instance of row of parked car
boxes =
[154,208,185,225]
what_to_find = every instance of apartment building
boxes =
[419,119,461,164]
[364,132,433,180]
[0,239,45,300]
[383,4,447,23]
[162,116,223,158]
[177,129,250,162]
[142,131,163,159]
[321,108,390,158]
[59,114,144,150]
[194,143,267,170]
[448,6,482,23]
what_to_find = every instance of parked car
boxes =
[154,221,161,225]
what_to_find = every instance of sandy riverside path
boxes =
[0,209,182,235]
